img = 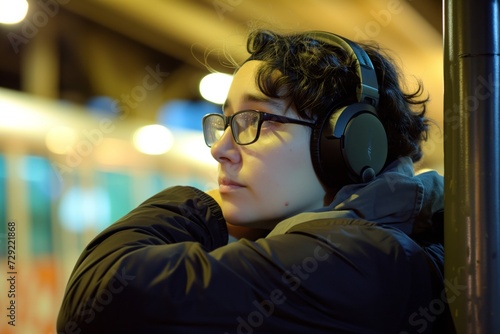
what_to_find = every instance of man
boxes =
[57,29,452,333]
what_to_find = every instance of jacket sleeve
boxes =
[57,186,434,334]
[57,186,228,333]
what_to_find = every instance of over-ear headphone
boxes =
[308,31,388,189]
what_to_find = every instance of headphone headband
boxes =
[309,31,379,108]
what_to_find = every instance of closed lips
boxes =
[219,178,244,187]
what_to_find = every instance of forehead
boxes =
[223,60,286,113]
[224,60,285,112]
[226,60,263,104]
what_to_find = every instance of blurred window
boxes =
[24,156,54,255]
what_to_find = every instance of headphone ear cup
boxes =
[310,118,329,187]
[310,103,388,188]
[341,110,388,181]
[310,107,349,188]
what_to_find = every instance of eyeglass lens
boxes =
[203,111,261,147]
[203,115,225,147]
[233,111,260,144]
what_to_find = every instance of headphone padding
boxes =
[310,103,388,188]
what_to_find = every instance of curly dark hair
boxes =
[242,29,429,165]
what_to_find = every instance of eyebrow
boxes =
[223,93,285,113]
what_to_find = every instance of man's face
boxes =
[210,60,326,229]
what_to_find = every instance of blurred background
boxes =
[0,0,443,332]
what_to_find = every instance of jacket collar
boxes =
[268,157,444,237]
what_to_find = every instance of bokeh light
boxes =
[0,0,29,24]
[133,124,174,155]
[199,72,233,104]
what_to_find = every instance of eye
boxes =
[260,120,282,131]
[261,120,275,127]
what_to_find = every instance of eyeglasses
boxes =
[202,110,315,147]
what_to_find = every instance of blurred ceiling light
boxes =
[0,0,28,24]
[45,126,78,154]
[0,95,49,133]
[199,72,233,104]
[133,124,174,155]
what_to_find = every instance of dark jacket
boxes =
[57,158,452,333]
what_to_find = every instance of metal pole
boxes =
[444,0,500,333]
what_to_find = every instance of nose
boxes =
[210,127,241,164]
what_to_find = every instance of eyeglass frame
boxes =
[202,109,316,147]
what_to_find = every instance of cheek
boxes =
[224,130,324,226]
[249,142,317,201]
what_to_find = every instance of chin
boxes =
[223,211,280,230]
[220,200,284,229]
